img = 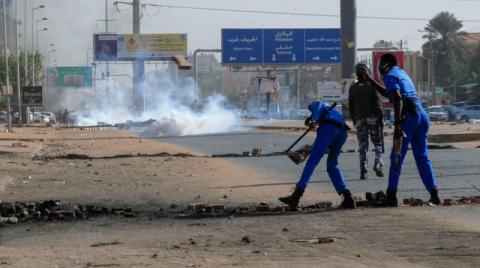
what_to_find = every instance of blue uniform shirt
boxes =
[308,101,345,125]
[383,66,421,105]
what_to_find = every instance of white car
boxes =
[0,111,6,123]
[33,112,57,124]
[428,106,448,121]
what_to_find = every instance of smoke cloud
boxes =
[54,68,239,137]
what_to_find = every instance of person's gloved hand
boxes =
[304,116,312,127]
[304,116,317,129]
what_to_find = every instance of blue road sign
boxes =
[305,28,341,64]
[222,29,263,65]
[221,28,341,65]
[263,29,305,64]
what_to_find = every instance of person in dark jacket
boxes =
[349,63,384,180]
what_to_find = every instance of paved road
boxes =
[152,131,480,200]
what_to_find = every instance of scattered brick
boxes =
[318,237,334,244]
[242,235,252,243]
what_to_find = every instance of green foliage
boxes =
[422,12,480,101]
[0,51,43,110]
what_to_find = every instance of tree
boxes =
[422,12,468,88]
[0,51,43,111]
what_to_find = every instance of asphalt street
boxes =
[153,131,480,200]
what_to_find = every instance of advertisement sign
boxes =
[317,81,343,103]
[372,51,405,108]
[222,28,341,65]
[47,67,93,88]
[117,33,187,60]
[21,86,43,106]
[94,34,118,61]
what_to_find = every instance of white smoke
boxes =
[61,69,239,136]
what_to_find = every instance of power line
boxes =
[142,3,480,23]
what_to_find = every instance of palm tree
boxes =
[422,12,467,87]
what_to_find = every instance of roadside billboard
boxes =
[21,86,43,106]
[94,34,118,61]
[47,67,93,88]
[317,81,343,103]
[117,33,188,60]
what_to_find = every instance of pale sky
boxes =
[22,0,480,66]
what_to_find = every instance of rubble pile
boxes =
[172,201,333,218]
[0,200,137,225]
[356,191,480,207]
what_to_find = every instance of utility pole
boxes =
[3,0,11,131]
[105,0,110,95]
[340,0,356,79]
[132,0,145,113]
[24,0,27,90]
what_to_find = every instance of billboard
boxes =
[47,67,93,88]
[117,34,187,60]
[21,86,43,106]
[94,34,118,61]
[317,81,343,103]
[222,28,341,65]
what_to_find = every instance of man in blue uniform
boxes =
[279,100,356,210]
[358,53,441,206]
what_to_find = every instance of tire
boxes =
[461,115,469,121]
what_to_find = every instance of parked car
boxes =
[452,101,475,108]
[33,112,57,124]
[428,106,448,121]
[0,111,6,123]
[455,105,480,121]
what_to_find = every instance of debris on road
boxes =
[0,200,138,225]
[293,237,335,244]
[90,240,122,248]
[242,235,252,243]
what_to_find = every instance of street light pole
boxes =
[33,19,47,86]
[31,5,45,85]
[15,0,22,123]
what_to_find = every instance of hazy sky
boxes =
[21,0,480,67]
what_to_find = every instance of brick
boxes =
[251,148,262,157]
[188,203,207,212]
[442,199,453,206]
[271,205,289,212]
[241,235,252,243]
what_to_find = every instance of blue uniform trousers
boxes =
[388,109,438,192]
[296,124,349,194]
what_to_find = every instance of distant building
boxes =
[462,32,480,53]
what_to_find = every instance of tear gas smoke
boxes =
[57,70,239,137]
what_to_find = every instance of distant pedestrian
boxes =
[63,109,69,126]
[348,63,384,180]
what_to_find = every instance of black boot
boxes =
[360,170,368,180]
[279,187,305,210]
[429,189,441,205]
[340,189,356,209]
[383,189,398,207]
